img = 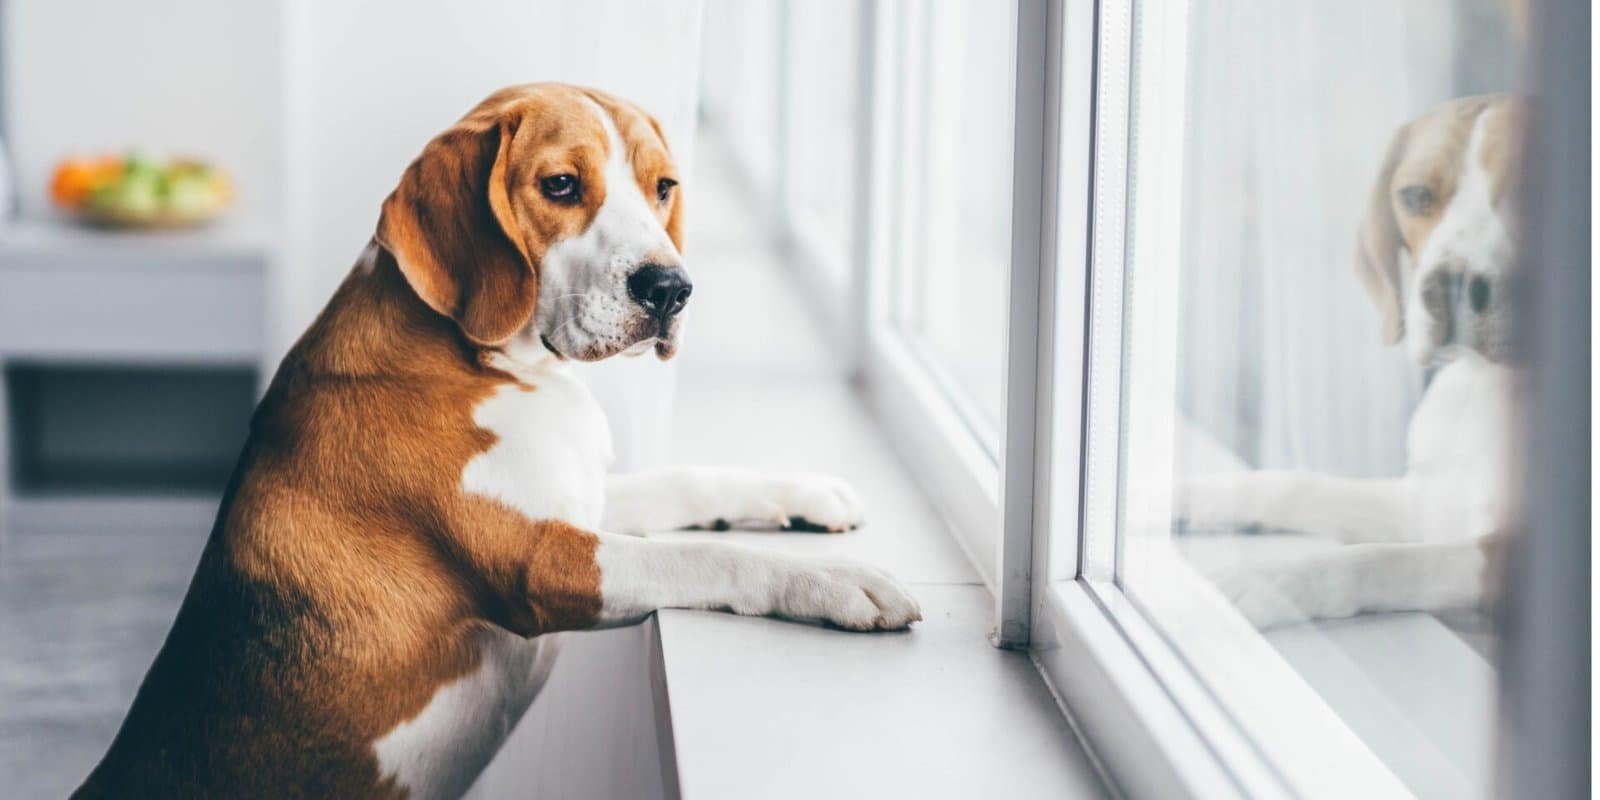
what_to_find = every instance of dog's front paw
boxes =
[777,560,921,631]
[743,473,865,533]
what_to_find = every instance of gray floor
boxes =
[0,527,210,798]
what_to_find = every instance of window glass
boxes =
[888,0,1016,449]
[1102,1,1523,796]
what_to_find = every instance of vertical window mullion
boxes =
[1041,0,1100,594]
[1079,0,1134,585]
[995,0,1055,647]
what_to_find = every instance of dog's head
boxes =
[1356,94,1527,365]
[375,83,689,361]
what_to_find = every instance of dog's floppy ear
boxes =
[376,115,535,346]
[1354,125,1410,345]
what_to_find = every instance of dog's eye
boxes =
[657,178,678,204]
[541,174,580,202]
[1397,185,1436,214]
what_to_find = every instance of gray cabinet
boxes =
[0,219,271,536]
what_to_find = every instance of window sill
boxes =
[1179,532,1496,796]
[645,379,1105,798]
[654,582,1103,799]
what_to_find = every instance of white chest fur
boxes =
[460,357,614,529]
[374,356,611,797]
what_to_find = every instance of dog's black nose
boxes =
[627,264,693,319]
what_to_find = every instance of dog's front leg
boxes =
[1175,471,1425,543]
[1206,538,1494,629]
[603,467,863,534]
[591,532,920,630]
[465,512,920,635]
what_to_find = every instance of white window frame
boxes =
[702,0,1010,586]
[725,0,1582,796]
[1010,0,1474,796]
[857,0,1009,586]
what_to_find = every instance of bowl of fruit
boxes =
[50,153,232,229]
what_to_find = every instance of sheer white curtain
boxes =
[1176,0,1514,476]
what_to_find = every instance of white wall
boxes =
[699,0,781,192]
[3,0,285,224]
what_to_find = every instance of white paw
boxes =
[742,473,865,533]
[777,560,922,631]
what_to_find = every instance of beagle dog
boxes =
[74,84,920,799]
[1178,94,1528,628]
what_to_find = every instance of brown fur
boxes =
[74,83,678,799]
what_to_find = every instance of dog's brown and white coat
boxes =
[1179,95,1529,627]
[75,84,919,800]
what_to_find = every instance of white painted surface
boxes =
[469,625,671,800]
[657,585,1106,799]
[0,220,267,363]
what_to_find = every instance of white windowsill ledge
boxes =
[640,381,1107,799]
[655,583,1105,799]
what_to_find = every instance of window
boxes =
[703,0,1586,794]
[883,0,1017,448]
[1029,0,1567,796]
[698,0,1019,586]
[860,0,1019,581]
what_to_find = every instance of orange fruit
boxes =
[50,155,125,209]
